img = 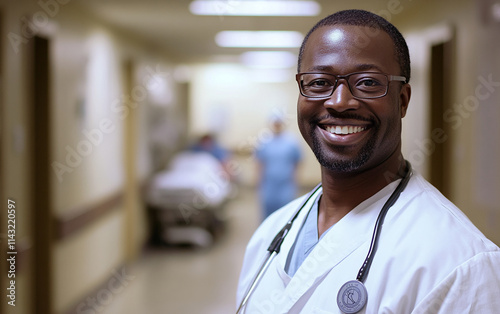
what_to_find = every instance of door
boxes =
[31,35,53,314]
[429,38,454,197]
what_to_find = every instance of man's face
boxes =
[297,24,410,174]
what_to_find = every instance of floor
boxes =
[104,187,261,314]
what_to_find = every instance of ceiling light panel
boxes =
[215,31,303,48]
[190,0,321,16]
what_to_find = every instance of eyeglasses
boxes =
[296,72,407,99]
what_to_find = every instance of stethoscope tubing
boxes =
[356,161,412,282]
[236,251,277,314]
[236,183,322,314]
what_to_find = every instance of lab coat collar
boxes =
[274,179,402,312]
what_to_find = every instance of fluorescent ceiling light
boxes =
[216,31,303,48]
[190,0,320,16]
[240,51,297,68]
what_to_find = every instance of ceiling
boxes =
[74,0,420,63]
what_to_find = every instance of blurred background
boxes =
[0,0,499,313]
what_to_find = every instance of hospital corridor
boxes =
[1,0,500,313]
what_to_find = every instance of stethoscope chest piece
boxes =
[336,280,368,313]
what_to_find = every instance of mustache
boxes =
[311,113,374,124]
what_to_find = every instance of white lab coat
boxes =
[237,173,500,313]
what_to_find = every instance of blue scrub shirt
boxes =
[256,132,302,218]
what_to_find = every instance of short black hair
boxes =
[298,9,411,83]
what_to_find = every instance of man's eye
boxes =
[308,79,332,87]
[357,78,382,87]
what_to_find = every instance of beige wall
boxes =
[473,3,500,246]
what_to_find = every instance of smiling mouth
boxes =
[324,125,367,135]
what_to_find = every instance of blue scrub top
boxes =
[256,132,302,218]
[285,193,336,277]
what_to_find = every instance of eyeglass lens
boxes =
[300,73,389,98]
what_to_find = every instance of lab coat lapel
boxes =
[276,181,401,312]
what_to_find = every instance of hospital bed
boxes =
[146,151,233,247]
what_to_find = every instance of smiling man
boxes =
[236,9,500,314]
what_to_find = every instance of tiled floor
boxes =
[105,187,261,314]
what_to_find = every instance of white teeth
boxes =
[326,125,366,135]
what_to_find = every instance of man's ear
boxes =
[399,83,411,118]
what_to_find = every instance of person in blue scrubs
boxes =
[256,116,302,219]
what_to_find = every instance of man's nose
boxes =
[323,80,360,112]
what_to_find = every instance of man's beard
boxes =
[310,126,377,173]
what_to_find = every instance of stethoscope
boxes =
[236,161,412,314]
